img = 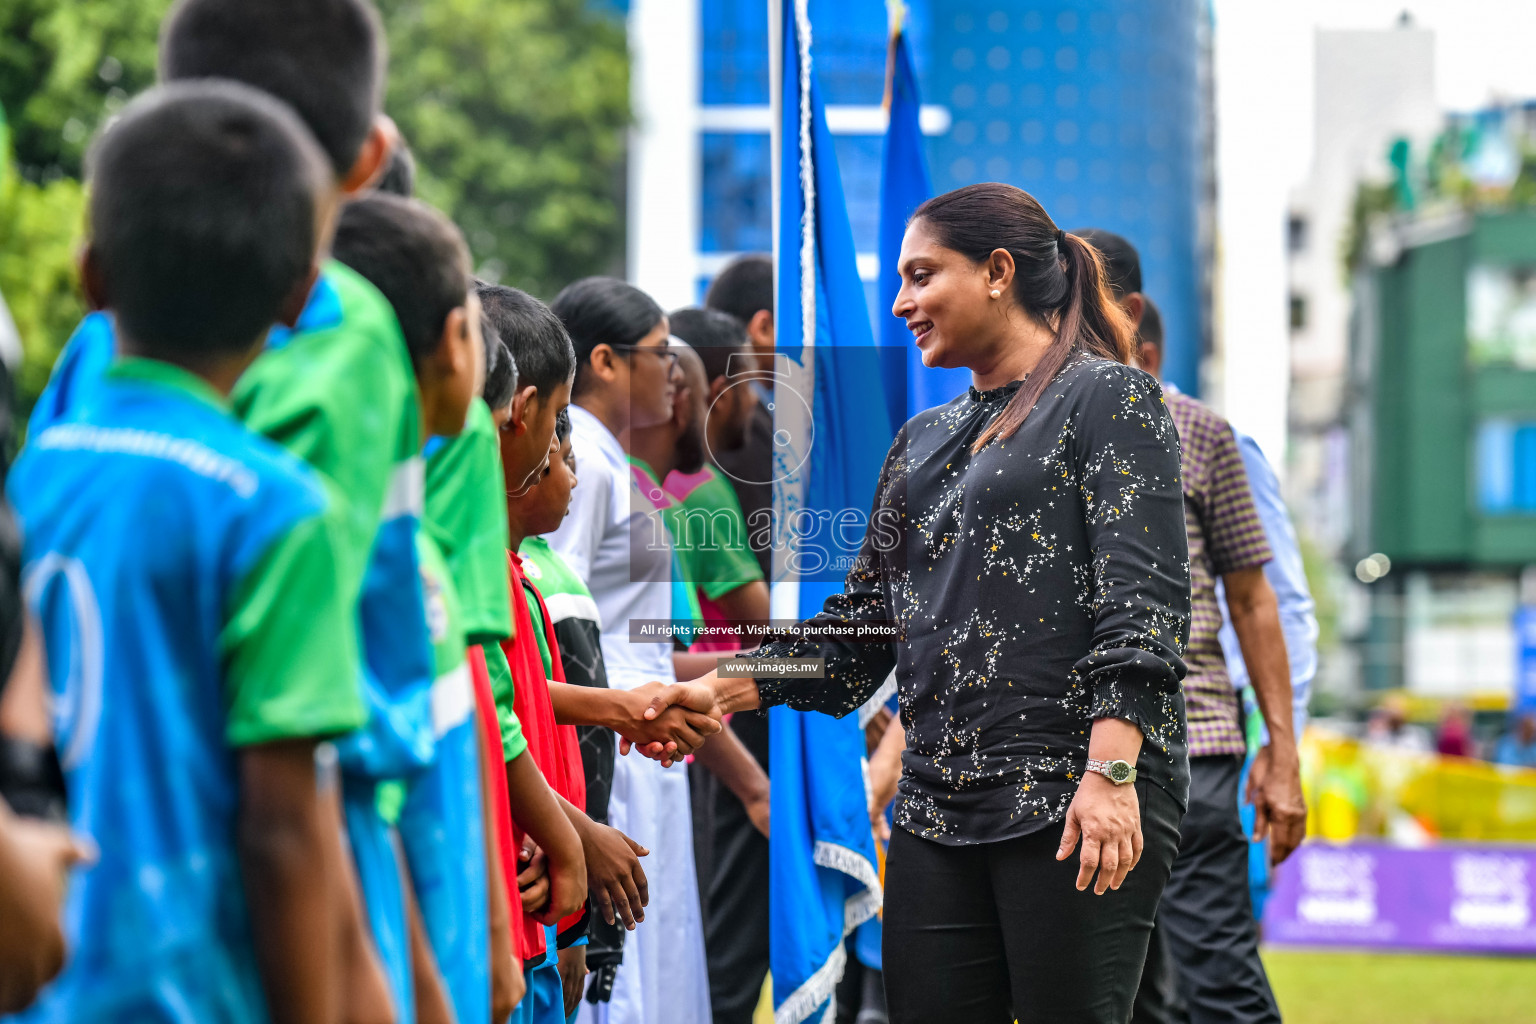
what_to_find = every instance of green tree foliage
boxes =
[0,0,171,416]
[0,0,630,413]
[379,0,630,297]
[0,0,170,182]
[0,173,86,410]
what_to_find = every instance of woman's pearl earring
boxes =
[990,289,1001,299]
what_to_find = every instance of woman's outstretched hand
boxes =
[641,679,724,722]
[1056,771,1143,895]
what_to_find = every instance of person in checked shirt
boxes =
[1076,230,1307,1024]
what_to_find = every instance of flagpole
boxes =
[770,0,782,308]
[767,0,797,619]
[881,1,903,114]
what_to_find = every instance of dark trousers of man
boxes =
[691,712,770,1024]
[881,779,1182,1024]
[1131,755,1281,1024]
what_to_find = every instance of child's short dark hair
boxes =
[86,82,327,360]
[159,0,385,178]
[331,194,470,367]
[477,285,576,398]
[669,306,747,385]
[703,255,772,326]
[554,406,571,445]
[482,327,519,412]
[376,139,415,197]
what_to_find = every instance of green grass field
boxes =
[1265,949,1536,1024]
[752,949,1536,1023]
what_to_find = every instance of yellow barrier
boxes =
[1301,729,1536,843]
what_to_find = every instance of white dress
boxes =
[551,405,712,1024]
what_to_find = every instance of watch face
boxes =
[1109,761,1132,783]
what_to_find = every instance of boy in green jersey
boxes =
[166,5,443,1020]
[476,285,573,769]
[334,195,590,1022]
[517,418,625,1006]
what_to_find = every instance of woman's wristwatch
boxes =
[1084,758,1137,785]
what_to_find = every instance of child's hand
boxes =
[576,818,649,929]
[615,685,721,763]
[619,737,675,764]
[539,844,588,926]
[558,945,587,1016]
[495,953,525,1023]
[0,814,89,1014]
[517,837,550,918]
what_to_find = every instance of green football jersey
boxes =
[424,398,514,646]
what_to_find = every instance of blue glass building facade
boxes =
[688,0,1210,394]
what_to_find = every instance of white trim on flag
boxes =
[696,103,951,136]
[774,940,846,1024]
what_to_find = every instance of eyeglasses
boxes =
[610,344,680,370]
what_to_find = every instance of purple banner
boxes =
[1264,843,1536,953]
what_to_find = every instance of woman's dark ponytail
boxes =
[908,183,1134,453]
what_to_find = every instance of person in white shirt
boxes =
[548,277,712,1024]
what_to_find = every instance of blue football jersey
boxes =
[29,269,437,781]
[10,358,365,1023]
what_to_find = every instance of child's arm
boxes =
[319,769,394,1024]
[671,650,720,682]
[504,750,586,923]
[237,739,345,1024]
[671,580,770,684]
[555,795,649,930]
[405,874,453,1024]
[225,504,376,1023]
[0,617,50,746]
[547,681,720,760]
[867,714,905,843]
[694,724,769,838]
[0,797,86,1013]
[479,727,523,1023]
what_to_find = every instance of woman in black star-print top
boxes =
[652,183,1192,1024]
[759,354,1190,844]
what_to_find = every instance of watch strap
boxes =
[1084,757,1137,785]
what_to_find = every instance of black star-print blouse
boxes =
[752,356,1192,846]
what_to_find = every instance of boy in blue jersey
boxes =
[27,0,396,436]
[9,82,372,1024]
[27,1,450,1018]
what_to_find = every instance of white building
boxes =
[1287,19,1438,553]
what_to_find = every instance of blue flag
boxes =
[769,1,887,1020]
[878,27,968,419]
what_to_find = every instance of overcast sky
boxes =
[1214,0,1536,465]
